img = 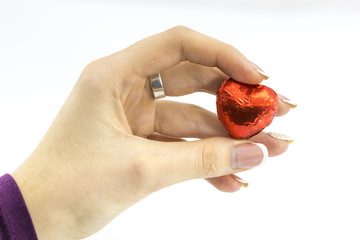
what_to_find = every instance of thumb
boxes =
[153,137,268,185]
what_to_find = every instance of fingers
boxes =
[148,125,248,192]
[160,62,226,96]
[146,132,287,192]
[155,100,228,139]
[147,131,246,192]
[158,63,295,118]
[205,175,244,193]
[205,131,291,192]
[277,97,292,116]
[123,26,264,84]
[148,137,267,185]
[155,100,291,156]
[147,133,185,142]
[277,93,297,116]
[150,99,294,191]
[148,129,252,192]
[249,132,289,157]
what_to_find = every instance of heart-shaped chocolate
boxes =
[216,78,278,139]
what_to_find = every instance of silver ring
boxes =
[148,73,166,99]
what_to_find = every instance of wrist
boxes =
[12,158,78,240]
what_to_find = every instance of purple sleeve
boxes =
[0,174,38,240]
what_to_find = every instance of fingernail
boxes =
[256,69,269,80]
[231,143,268,169]
[230,174,249,188]
[249,61,269,80]
[278,93,297,108]
[267,132,295,143]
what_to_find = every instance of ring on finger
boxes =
[148,73,166,99]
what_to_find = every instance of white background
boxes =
[1,0,360,239]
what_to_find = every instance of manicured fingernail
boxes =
[231,143,268,169]
[268,132,294,143]
[256,69,269,80]
[278,93,297,108]
[230,174,249,188]
[249,61,269,80]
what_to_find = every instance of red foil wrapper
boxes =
[216,78,278,139]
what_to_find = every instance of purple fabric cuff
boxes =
[0,174,38,240]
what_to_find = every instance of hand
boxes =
[12,26,292,239]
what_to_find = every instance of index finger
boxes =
[122,26,264,84]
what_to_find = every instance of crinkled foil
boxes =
[216,78,278,139]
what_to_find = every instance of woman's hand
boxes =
[12,26,292,239]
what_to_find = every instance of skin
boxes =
[12,26,292,239]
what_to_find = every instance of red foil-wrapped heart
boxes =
[216,78,278,139]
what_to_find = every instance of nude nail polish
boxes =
[231,174,249,188]
[267,132,294,143]
[248,61,269,80]
[278,93,297,108]
[231,143,268,169]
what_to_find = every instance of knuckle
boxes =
[193,72,202,92]
[128,148,171,194]
[197,140,224,177]
[127,158,156,195]
[165,26,195,61]
[191,119,201,139]
[78,59,108,90]
[168,25,191,35]
[82,59,106,79]
[187,103,203,110]
[77,56,132,98]
[182,104,203,139]
[113,158,154,199]
[186,104,205,138]
[129,158,151,186]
